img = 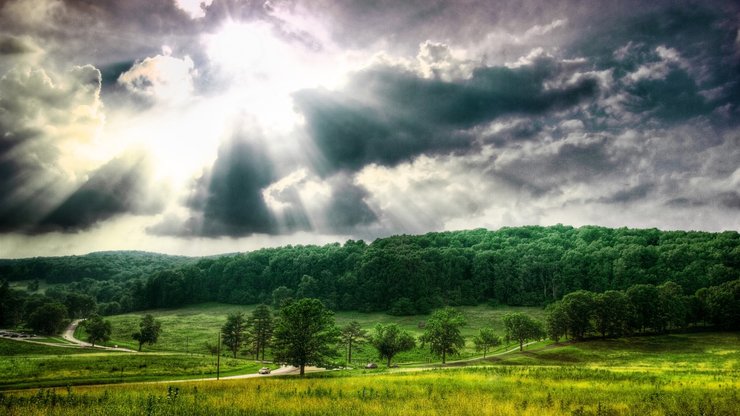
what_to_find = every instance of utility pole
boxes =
[216,332,221,380]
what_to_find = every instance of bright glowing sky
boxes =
[0,0,738,258]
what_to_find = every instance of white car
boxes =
[258,367,271,375]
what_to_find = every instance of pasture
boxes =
[76,303,547,364]
[2,332,738,415]
[0,338,272,390]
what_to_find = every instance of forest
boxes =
[1,225,738,332]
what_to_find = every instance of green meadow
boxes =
[0,338,273,390]
[2,302,737,415]
[76,303,546,363]
[1,332,738,415]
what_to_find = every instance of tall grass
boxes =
[2,364,737,415]
[0,350,271,390]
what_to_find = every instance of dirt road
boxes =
[62,319,137,352]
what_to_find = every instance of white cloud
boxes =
[627,45,688,82]
[0,64,105,180]
[118,53,196,103]
[416,41,476,80]
[524,18,567,38]
[174,0,213,19]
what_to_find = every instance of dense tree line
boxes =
[545,279,740,341]
[130,226,739,314]
[1,226,738,321]
[0,251,191,284]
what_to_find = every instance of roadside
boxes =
[62,319,138,352]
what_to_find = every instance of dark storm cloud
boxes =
[666,191,740,211]
[257,171,378,234]
[307,0,656,52]
[172,135,276,237]
[718,192,740,210]
[324,175,377,230]
[597,183,654,204]
[624,69,709,121]
[570,3,740,125]
[0,35,38,55]
[295,59,598,173]
[0,64,103,232]
[490,135,624,196]
[38,155,161,232]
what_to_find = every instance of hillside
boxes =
[1,226,738,318]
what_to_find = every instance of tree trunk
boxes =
[348,341,352,363]
[519,340,523,351]
[300,364,305,376]
[387,357,391,367]
[442,350,446,364]
[138,341,143,352]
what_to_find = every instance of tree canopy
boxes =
[27,302,67,335]
[503,312,543,351]
[473,327,501,358]
[340,321,368,364]
[369,323,416,367]
[248,304,273,361]
[419,307,466,364]
[221,312,248,358]
[132,314,162,352]
[271,298,340,375]
[83,314,111,347]
[545,279,740,340]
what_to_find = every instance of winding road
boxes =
[59,319,137,352]
[3,320,541,389]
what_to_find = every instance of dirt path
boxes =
[158,365,326,384]
[62,319,137,352]
[443,341,539,365]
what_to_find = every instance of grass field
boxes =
[0,338,92,356]
[2,332,737,415]
[78,303,546,364]
[488,332,740,371]
[0,338,275,390]
[3,303,547,390]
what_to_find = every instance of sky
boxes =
[0,0,738,258]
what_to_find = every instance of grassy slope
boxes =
[82,303,546,363]
[488,332,740,371]
[0,338,92,356]
[0,338,275,390]
[2,332,737,415]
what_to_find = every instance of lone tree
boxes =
[502,312,543,351]
[340,321,368,364]
[132,314,162,352]
[272,298,340,376]
[419,307,466,364]
[82,314,112,347]
[472,327,501,358]
[221,312,248,358]
[248,304,273,361]
[369,323,415,367]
